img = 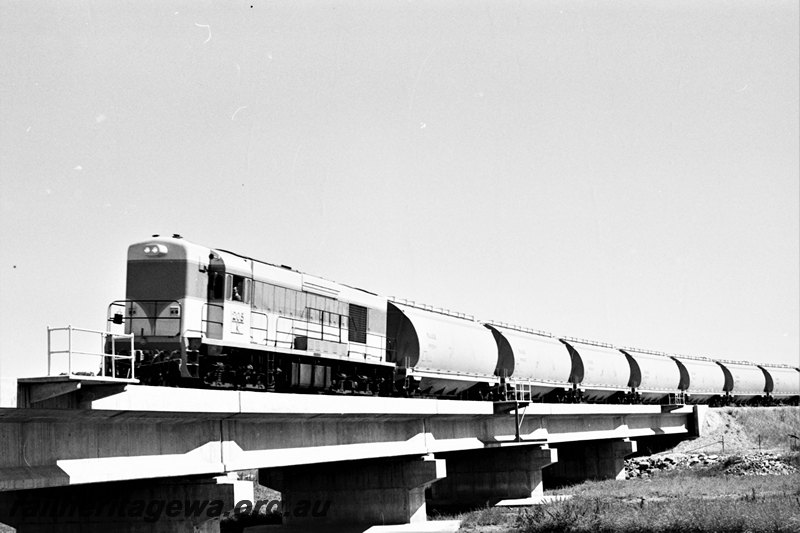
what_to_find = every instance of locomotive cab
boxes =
[206,251,255,346]
[107,235,210,383]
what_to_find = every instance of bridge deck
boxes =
[6,381,682,420]
[0,379,701,492]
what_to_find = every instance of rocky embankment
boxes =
[626,451,799,479]
[625,406,800,479]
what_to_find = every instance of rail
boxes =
[47,325,136,380]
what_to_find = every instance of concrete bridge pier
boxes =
[427,444,557,511]
[545,438,637,486]
[259,454,445,527]
[0,474,250,533]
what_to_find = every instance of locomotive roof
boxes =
[212,247,379,297]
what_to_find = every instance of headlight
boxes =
[143,244,168,256]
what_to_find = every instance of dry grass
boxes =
[510,496,800,533]
[459,464,800,533]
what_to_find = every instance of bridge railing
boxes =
[47,326,136,381]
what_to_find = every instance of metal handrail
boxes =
[272,315,389,360]
[48,325,135,380]
[388,296,476,321]
[560,336,616,349]
[347,333,387,361]
[274,316,342,347]
[250,310,268,344]
[667,392,686,405]
[486,322,554,338]
[200,302,224,337]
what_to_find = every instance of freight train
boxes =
[104,235,800,406]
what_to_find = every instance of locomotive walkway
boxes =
[0,377,704,532]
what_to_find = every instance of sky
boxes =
[1,0,798,378]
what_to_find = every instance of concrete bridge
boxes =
[0,376,704,532]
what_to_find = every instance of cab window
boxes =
[225,274,251,303]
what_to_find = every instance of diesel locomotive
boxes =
[105,235,800,405]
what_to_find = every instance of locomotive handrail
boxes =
[250,310,269,345]
[272,314,389,362]
[47,325,136,381]
[347,333,388,362]
[200,302,224,338]
[274,312,343,346]
[291,321,342,344]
